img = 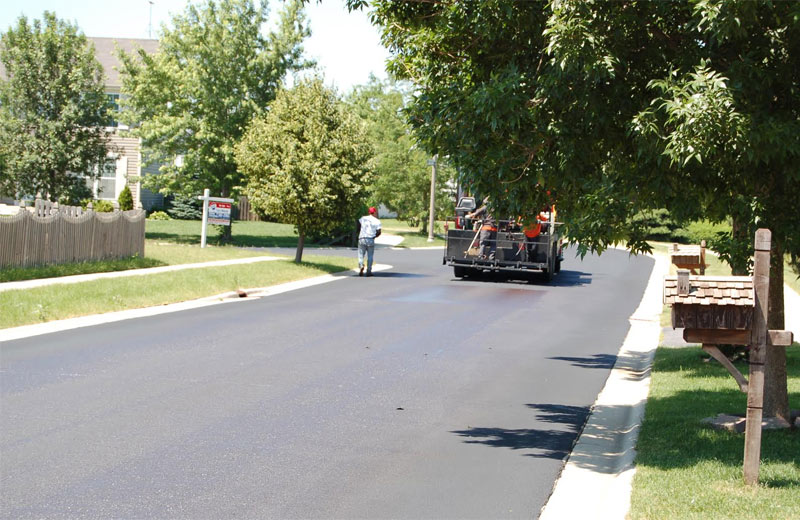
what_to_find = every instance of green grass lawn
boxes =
[0,254,356,329]
[629,346,800,519]
[146,219,304,248]
[379,218,446,248]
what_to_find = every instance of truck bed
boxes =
[444,228,554,271]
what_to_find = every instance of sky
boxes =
[0,0,390,93]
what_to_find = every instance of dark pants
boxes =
[479,228,496,259]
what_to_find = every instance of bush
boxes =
[147,210,171,220]
[118,185,134,211]
[630,210,731,245]
[83,199,114,212]
[167,193,202,220]
[684,220,731,245]
[630,209,683,242]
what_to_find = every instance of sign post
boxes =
[197,188,234,248]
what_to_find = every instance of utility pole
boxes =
[427,154,438,242]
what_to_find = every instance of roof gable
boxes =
[90,37,158,89]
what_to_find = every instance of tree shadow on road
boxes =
[548,354,617,369]
[451,404,591,460]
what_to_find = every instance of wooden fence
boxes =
[0,206,146,268]
[236,196,262,222]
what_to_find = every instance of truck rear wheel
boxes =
[453,265,468,278]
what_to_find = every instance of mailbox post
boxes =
[663,229,794,485]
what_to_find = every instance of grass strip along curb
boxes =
[629,346,799,519]
[0,255,356,330]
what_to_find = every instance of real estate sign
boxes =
[208,201,232,226]
[197,189,234,247]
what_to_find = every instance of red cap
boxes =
[368,207,377,215]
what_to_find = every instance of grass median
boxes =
[0,254,356,329]
[629,346,799,519]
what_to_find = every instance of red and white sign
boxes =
[208,201,231,226]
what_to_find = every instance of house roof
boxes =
[90,37,159,88]
[663,275,754,307]
[0,36,158,88]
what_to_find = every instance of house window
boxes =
[107,93,120,128]
[85,159,119,200]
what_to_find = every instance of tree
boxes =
[360,1,799,419]
[630,3,800,420]
[347,76,454,232]
[235,77,372,262]
[118,0,310,240]
[0,12,112,203]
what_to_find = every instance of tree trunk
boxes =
[731,215,749,275]
[219,222,233,244]
[218,185,233,244]
[763,235,790,421]
[295,231,305,263]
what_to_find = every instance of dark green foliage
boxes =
[56,181,93,206]
[346,77,455,233]
[117,185,133,211]
[167,193,202,220]
[118,0,310,202]
[235,78,373,262]
[0,12,112,201]
[367,1,799,268]
[630,209,689,243]
[630,210,732,245]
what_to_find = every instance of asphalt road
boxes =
[0,245,654,519]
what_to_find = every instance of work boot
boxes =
[359,266,364,276]
[366,271,373,277]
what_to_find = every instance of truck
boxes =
[443,196,563,281]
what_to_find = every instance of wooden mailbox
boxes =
[663,229,794,485]
[669,240,707,274]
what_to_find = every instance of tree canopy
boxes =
[0,12,112,203]
[347,77,454,231]
[360,0,799,418]
[118,0,310,204]
[235,77,373,262]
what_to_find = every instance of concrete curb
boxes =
[539,252,669,519]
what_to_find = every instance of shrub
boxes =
[147,210,171,220]
[630,210,731,245]
[118,185,134,211]
[167,193,202,220]
[630,209,683,242]
[684,220,731,245]
[83,199,114,212]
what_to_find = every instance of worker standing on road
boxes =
[356,207,382,277]
[467,197,497,260]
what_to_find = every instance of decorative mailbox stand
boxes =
[663,229,794,485]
